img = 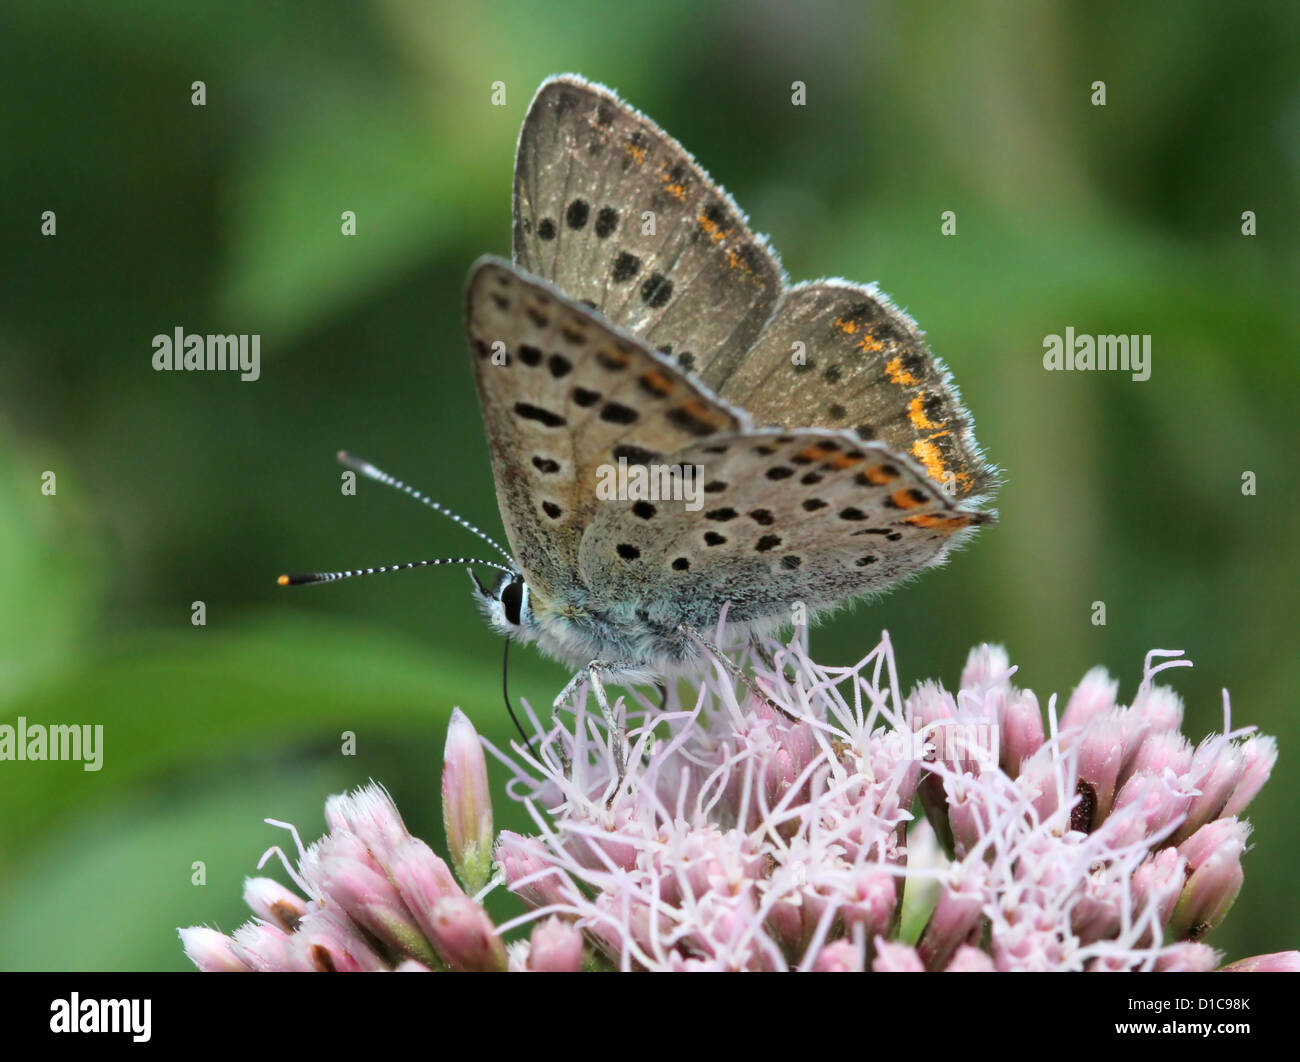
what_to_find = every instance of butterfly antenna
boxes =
[337,451,514,565]
[501,639,536,757]
[278,557,515,586]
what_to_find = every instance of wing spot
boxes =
[611,252,641,282]
[858,465,898,486]
[677,352,696,371]
[595,207,619,238]
[491,293,509,310]
[672,557,690,571]
[640,272,674,308]
[750,509,775,526]
[572,387,602,407]
[802,498,828,511]
[600,402,639,425]
[905,513,980,531]
[667,402,721,437]
[616,543,641,560]
[565,199,590,230]
[704,531,727,546]
[526,307,550,328]
[856,555,877,567]
[596,348,630,370]
[801,472,825,485]
[839,507,868,521]
[519,344,543,367]
[537,218,557,241]
[828,403,847,420]
[886,488,929,510]
[514,403,566,428]
[632,501,657,519]
[755,534,782,552]
[703,480,727,493]
[705,507,738,521]
[548,354,573,378]
[542,501,562,519]
[766,466,794,480]
[639,370,675,398]
[531,456,560,474]
[780,555,802,569]
[613,444,659,464]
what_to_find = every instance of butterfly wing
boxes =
[465,256,748,599]
[578,427,991,627]
[513,75,786,390]
[714,281,996,501]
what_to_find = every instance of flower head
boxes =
[182,631,1294,973]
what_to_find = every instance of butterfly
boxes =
[284,75,995,772]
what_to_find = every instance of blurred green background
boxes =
[1,0,1296,970]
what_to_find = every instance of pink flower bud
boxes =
[323,783,410,857]
[840,867,897,939]
[1171,831,1245,941]
[1156,943,1220,971]
[945,945,996,972]
[1131,848,1184,938]
[813,940,862,971]
[443,707,496,892]
[425,894,508,972]
[1173,738,1244,843]
[287,908,387,972]
[961,644,1012,693]
[1178,818,1249,871]
[998,689,1044,778]
[231,921,295,971]
[872,939,924,971]
[1060,667,1118,731]
[310,833,438,966]
[1219,951,1300,972]
[1072,710,1127,826]
[1129,684,1184,735]
[529,916,585,972]
[496,830,573,909]
[1127,732,1193,779]
[1222,735,1277,817]
[242,876,308,934]
[918,867,986,970]
[178,927,250,972]
[389,836,464,921]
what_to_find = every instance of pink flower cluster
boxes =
[181,632,1296,972]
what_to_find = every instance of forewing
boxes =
[466,256,747,598]
[514,75,786,388]
[578,429,991,626]
[715,281,995,500]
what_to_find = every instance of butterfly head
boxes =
[470,568,538,645]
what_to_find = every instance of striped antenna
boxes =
[278,557,515,587]
[337,451,514,564]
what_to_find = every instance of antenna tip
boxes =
[277,574,291,586]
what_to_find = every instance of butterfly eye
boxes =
[501,579,525,626]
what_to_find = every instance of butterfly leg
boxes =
[681,626,802,725]
[552,662,630,787]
